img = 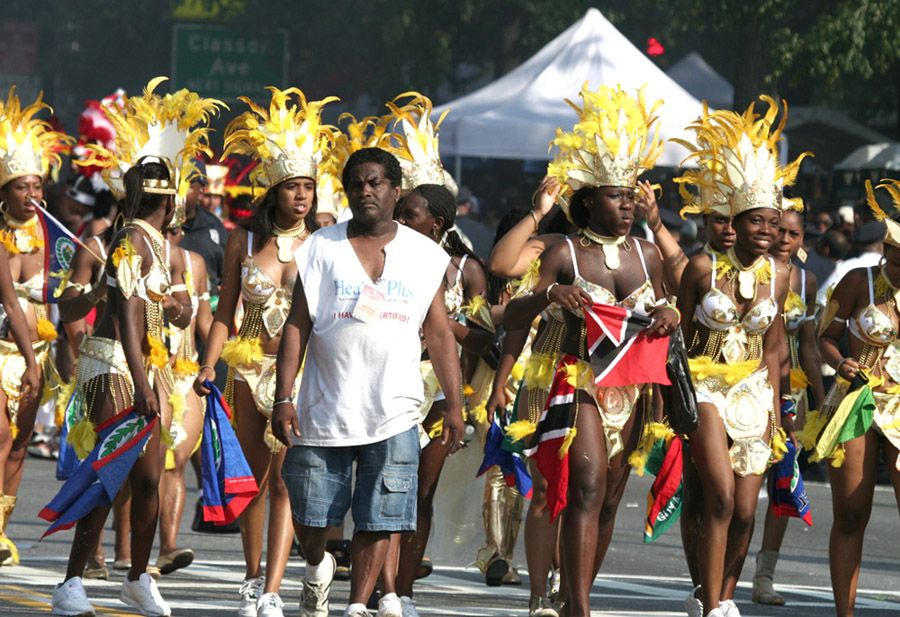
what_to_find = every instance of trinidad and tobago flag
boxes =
[769,440,813,525]
[200,381,258,526]
[39,408,157,538]
[477,416,533,499]
[584,302,670,388]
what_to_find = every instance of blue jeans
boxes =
[282,426,420,532]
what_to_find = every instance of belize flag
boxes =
[39,408,157,538]
[477,416,533,499]
[200,381,258,525]
[584,302,670,388]
[34,201,79,304]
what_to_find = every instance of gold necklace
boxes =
[125,218,165,258]
[726,248,766,300]
[273,220,308,263]
[1,213,43,254]
[579,228,629,270]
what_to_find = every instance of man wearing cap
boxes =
[455,186,493,258]
[180,159,228,303]
[817,220,885,308]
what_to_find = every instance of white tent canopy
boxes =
[666,52,734,110]
[834,142,900,171]
[435,8,706,168]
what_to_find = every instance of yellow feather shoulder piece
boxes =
[463,294,495,332]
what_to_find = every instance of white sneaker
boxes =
[299,553,336,617]
[685,585,703,617]
[400,596,419,617]
[377,593,402,617]
[239,577,265,617]
[705,610,725,617]
[719,599,741,617]
[257,592,285,617]
[346,609,369,617]
[51,576,95,616]
[120,572,171,617]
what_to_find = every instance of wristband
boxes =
[836,357,851,375]
[545,282,559,303]
[665,304,681,324]
[199,364,215,373]
[530,210,541,233]
[273,397,294,407]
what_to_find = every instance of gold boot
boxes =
[752,549,785,605]
[0,493,19,565]
[499,484,523,585]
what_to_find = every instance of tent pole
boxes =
[455,155,462,185]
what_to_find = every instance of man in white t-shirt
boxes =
[272,147,463,617]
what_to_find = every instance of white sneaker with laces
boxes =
[719,599,741,617]
[120,572,171,616]
[685,585,703,617]
[376,593,402,617]
[51,576,95,616]
[400,596,419,617]
[257,592,285,617]
[239,577,265,617]
[299,553,336,617]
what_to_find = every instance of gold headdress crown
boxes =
[0,87,71,188]
[548,83,663,195]
[672,102,729,218]
[223,87,338,188]
[865,178,900,249]
[384,92,448,190]
[314,152,346,219]
[79,76,225,199]
[675,96,811,219]
[206,164,229,197]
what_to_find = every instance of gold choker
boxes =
[1,213,43,254]
[273,220,308,263]
[580,229,629,269]
[726,248,768,300]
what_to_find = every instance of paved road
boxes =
[2,455,899,616]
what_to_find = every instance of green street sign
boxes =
[171,24,287,101]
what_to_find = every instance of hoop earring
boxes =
[0,201,6,214]
[114,212,125,229]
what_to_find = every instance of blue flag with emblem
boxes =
[39,408,157,537]
[200,381,258,525]
[34,202,79,304]
[477,416,533,499]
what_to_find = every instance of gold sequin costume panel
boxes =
[76,336,134,415]
[689,251,778,476]
[0,340,51,437]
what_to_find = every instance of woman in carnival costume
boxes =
[194,87,336,617]
[380,91,497,617]
[51,76,221,617]
[0,87,69,565]
[156,202,213,576]
[675,97,805,617]
[749,194,825,605]
[503,84,678,617]
[810,179,900,617]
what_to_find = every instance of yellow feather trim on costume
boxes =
[36,318,58,342]
[829,444,846,467]
[790,368,810,391]
[506,419,537,443]
[427,418,443,440]
[563,360,593,389]
[881,416,900,432]
[470,403,488,425]
[463,384,475,396]
[68,416,96,460]
[160,424,174,448]
[175,357,200,376]
[688,357,759,385]
[146,334,169,368]
[524,352,556,391]
[513,258,542,298]
[770,427,788,463]
[511,362,525,383]
[797,410,827,450]
[54,379,76,428]
[559,428,577,459]
[628,422,672,476]
[9,422,17,440]
[886,385,900,396]
[111,236,136,267]
[785,290,806,316]
[221,336,263,367]
[462,294,495,332]
[168,391,185,425]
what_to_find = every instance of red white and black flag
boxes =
[584,302,670,388]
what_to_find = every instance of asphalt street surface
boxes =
[2,453,899,616]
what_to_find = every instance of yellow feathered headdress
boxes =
[675,96,811,219]
[0,87,71,188]
[865,178,900,248]
[672,102,730,218]
[79,76,225,200]
[223,87,338,188]
[384,92,448,190]
[548,83,663,195]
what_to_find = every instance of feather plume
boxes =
[0,87,72,187]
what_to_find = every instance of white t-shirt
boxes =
[292,221,450,447]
